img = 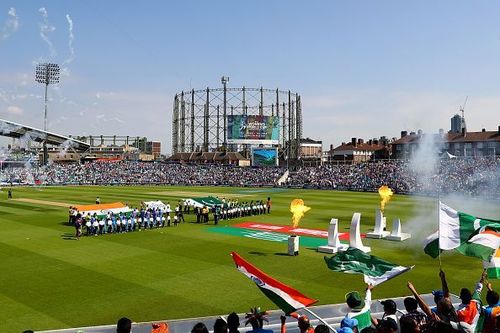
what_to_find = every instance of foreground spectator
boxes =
[117,317,132,333]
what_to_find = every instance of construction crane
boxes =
[459,96,468,131]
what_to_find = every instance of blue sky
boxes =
[1,1,500,153]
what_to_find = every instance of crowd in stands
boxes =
[112,268,500,332]
[287,158,498,197]
[1,157,498,197]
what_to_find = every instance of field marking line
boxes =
[12,198,72,207]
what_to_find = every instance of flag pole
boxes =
[302,307,337,333]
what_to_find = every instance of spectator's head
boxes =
[378,318,398,333]
[244,307,268,330]
[191,322,209,333]
[227,312,240,332]
[338,328,353,333]
[437,298,458,322]
[214,318,228,333]
[117,317,132,333]
[487,290,500,306]
[297,315,311,331]
[341,317,358,331]
[403,297,418,312]
[399,316,420,333]
[346,291,365,310]
[381,299,397,315]
[432,290,444,305]
[314,324,330,333]
[460,287,472,304]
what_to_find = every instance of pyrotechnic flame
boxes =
[290,199,311,228]
[378,185,393,213]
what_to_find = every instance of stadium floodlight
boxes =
[35,63,60,164]
[35,63,60,131]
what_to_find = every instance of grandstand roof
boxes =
[0,118,90,151]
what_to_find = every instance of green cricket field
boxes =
[0,185,497,332]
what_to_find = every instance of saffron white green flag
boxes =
[484,250,500,279]
[324,247,413,286]
[231,252,317,314]
[424,202,500,261]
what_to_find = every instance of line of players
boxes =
[79,205,184,236]
[196,200,270,225]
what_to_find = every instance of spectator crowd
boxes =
[1,157,498,197]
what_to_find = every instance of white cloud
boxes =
[1,7,19,40]
[5,105,23,115]
[38,7,56,57]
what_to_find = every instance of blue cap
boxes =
[432,290,444,299]
[341,317,358,328]
[338,328,353,333]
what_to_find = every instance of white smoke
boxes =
[60,14,75,77]
[56,139,78,158]
[38,7,56,58]
[409,132,444,193]
[1,7,19,40]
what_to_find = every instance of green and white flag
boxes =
[324,247,412,286]
[423,202,500,261]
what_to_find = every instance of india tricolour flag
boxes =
[484,250,500,279]
[324,248,412,286]
[231,252,317,314]
[424,202,500,261]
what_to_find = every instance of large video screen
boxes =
[227,115,279,144]
[252,148,278,167]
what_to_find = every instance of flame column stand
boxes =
[288,235,300,256]
[35,63,60,165]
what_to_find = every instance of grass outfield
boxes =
[0,185,498,332]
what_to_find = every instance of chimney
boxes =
[401,131,407,138]
[373,139,379,145]
[358,138,363,144]
[351,138,357,147]
[417,129,423,136]
[498,125,500,135]
[462,127,466,136]
[368,139,373,145]
[410,131,416,136]
[482,128,486,132]
[330,144,334,151]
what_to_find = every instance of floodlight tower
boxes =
[35,63,60,164]
[221,76,229,149]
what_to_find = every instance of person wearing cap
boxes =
[341,317,359,332]
[345,284,374,331]
[280,312,314,333]
[371,299,398,332]
[337,328,354,333]
[430,290,444,314]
